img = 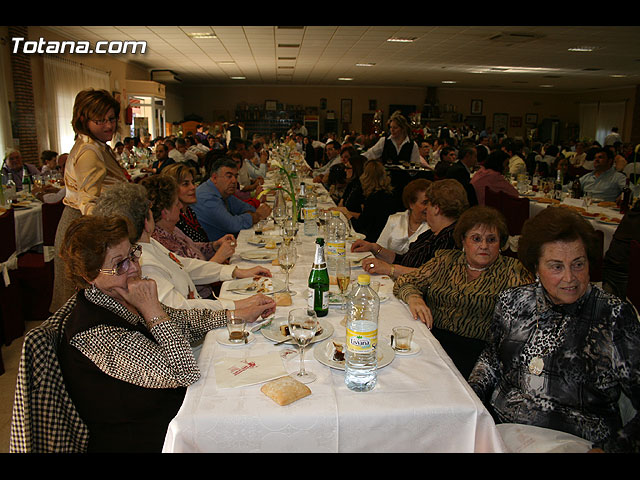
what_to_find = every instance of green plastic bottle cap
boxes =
[357,274,370,285]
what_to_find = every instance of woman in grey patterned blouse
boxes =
[469,207,640,453]
[56,215,275,452]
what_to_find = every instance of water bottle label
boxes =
[326,241,346,256]
[303,207,318,220]
[346,327,377,353]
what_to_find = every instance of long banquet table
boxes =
[162,179,506,453]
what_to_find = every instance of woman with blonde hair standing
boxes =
[50,88,128,312]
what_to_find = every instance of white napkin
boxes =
[214,352,289,389]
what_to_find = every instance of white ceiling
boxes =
[41,25,640,92]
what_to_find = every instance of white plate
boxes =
[346,232,366,241]
[247,236,282,247]
[596,218,621,226]
[261,316,334,345]
[215,329,256,346]
[391,340,422,356]
[222,277,285,296]
[240,250,278,262]
[313,337,395,370]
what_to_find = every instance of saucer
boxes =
[392,340,421,356]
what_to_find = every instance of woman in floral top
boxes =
[469,207,640,452]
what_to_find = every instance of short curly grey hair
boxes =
[93,182,151,240]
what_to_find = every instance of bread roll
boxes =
[260,376,311,406]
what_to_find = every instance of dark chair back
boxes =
[0,208,24,345]
[590,230,605,283]
[0,208,16,262]
[484,187,502,211]
[42,201,65,247]
[500,192,529,236]
[627,240,640,312]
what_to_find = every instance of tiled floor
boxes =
[0,321,41,453]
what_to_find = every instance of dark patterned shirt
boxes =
[394,222,457,269]
[469,282,640,453]
[176,205,210,243]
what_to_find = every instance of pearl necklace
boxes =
[466,263,489,272]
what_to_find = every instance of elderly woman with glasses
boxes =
[51,88,129,312]
[56,215,275,452]
[393,205,534,378]
[94,181,274,313]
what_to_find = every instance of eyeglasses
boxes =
[466,234,499,245]
[99,244,142,276]
[90,116,118,126]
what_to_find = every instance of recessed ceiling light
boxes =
[356,63,376,67]
[583,67,603,71]
[610,74,627,78]
[278,57,297,60]
[387,37,416,43]
[278,43,300,48]
[277,26,304,29]
[539,84,554,88]
[568,46,598,52]
[187,32,217,39]
[230,76,246,80]
[217,62,235,65]
[278,66,294,69]
[338,77,353,81]
[442,80,457,84]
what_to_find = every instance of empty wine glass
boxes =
[335,255,351,311]
[288,308,319,384]
[272,190,288,235]
[283,217,300,244]
[278,242,297,296]
[583,191,593,211]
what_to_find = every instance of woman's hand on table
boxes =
[211,239,235,263]
[234,294,277,322]
[362,257,392,276]
[351,239,375,253]
[407,295,433,329]
[235,266,272,279]
[213,234,236,250]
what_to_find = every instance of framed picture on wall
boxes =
[525,113,538,125]
[510,116,522,128]
[265,100,277,111]
[493,113,509,134]
[341,98,352,123]
[471,99,483,115]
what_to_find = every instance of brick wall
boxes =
[8,26,40,167]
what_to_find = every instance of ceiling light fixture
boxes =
[278,43,300,48]
[230,76,246,80]
[441,80,457,84]
[387,37,416,43]
[356,63,376,67]
[187,32,217,39]
[278,57,297,60]
[338,77,353,81]
[568,46,597,52]
[539,84,554,88]
[610,74,627,78]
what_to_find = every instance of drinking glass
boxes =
[278,242,297,296]
[583,192,593,211]
[272,190,288,235]
[335,255,351,311]
[288,308,319,384]
[283,217,299,244]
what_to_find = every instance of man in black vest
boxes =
[445,146,478,206]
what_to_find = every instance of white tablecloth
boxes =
[13,202,43,254]
[162,183,505,452]
[528,197,620,252]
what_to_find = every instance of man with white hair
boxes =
[1,149,41,191]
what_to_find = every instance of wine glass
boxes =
[583,191,593,212]
[272,190,288,235]
[283,217,300,245]
[288,308,319,384]
[335,255,351,311]
[278,242,297,296]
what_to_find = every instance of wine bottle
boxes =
[308,238,329,317]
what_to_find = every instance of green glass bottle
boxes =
[308,237,329,317]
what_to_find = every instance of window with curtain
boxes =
[43,55,110,154]
[579,101,626,146]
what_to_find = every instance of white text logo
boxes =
[12,37,147,55]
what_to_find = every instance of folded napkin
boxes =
[214,352,288,389]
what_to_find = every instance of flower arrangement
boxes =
[256,149,299,221]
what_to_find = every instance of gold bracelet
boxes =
[147,314,169,329]
[374,245,383,256]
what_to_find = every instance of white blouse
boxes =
[376,210,429,255]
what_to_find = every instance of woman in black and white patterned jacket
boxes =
[469,207,640,453]
[56,215,275,452]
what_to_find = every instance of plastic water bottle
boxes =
[326,211,347,279]
[303,188,318,236]
[345,274,380,392]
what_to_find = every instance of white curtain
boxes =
[595,101,626,146]
[43,55,110,154]
[579,101,626,145]
[0,49,14,164]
